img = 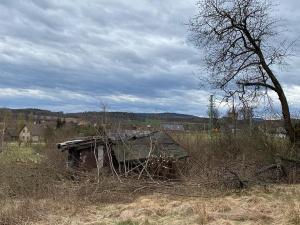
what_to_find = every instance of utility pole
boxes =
[209,95,214,138]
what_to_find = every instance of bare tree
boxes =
[189,0,295,142]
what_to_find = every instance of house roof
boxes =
[113,131,188,162]
[30,124,46,136]
[57,131,153,151]
[0,123,19,137]
[57,131,189,162]
[20,124,46,136]
[161,123,185,131]
[6,127,19,137]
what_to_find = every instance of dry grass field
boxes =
[1,184,300,225]
[0,132,299,225]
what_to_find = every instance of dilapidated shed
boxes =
[57,131,188,177]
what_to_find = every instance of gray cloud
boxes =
[0,0,299,116]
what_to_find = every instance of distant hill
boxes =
[66,111,208,123]
[0,108,63,117]
[0,108,207,123]
[3,108,286,126]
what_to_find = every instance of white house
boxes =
[19,124,45,143]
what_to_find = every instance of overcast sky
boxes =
[0,0,299,116]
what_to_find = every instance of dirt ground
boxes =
[24,184,299,225]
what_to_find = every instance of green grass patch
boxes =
[0,143,42,163]
[116,220,139,225]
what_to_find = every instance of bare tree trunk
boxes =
[276,87,295,143]
[260,60,295,143]
[244,30,296,143]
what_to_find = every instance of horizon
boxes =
[0,107,293,120]
[0,106,203,117]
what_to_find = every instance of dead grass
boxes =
[193,203,212,224]
[116,220,139,225]
[0,132,299,225]
[287,203,300,225]
[26,184,293,225]
[0,199,37,225]
[0,143,138,225]
[98,184,300,225]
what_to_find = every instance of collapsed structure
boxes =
[57,131,189,178]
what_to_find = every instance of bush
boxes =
[172,130,293,185]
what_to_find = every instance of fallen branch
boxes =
[280,157,300,164]
[225,168,248,189]
[255,164,277,175]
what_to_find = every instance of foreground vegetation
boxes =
[0,131,299,225]
[1,184,300,225]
